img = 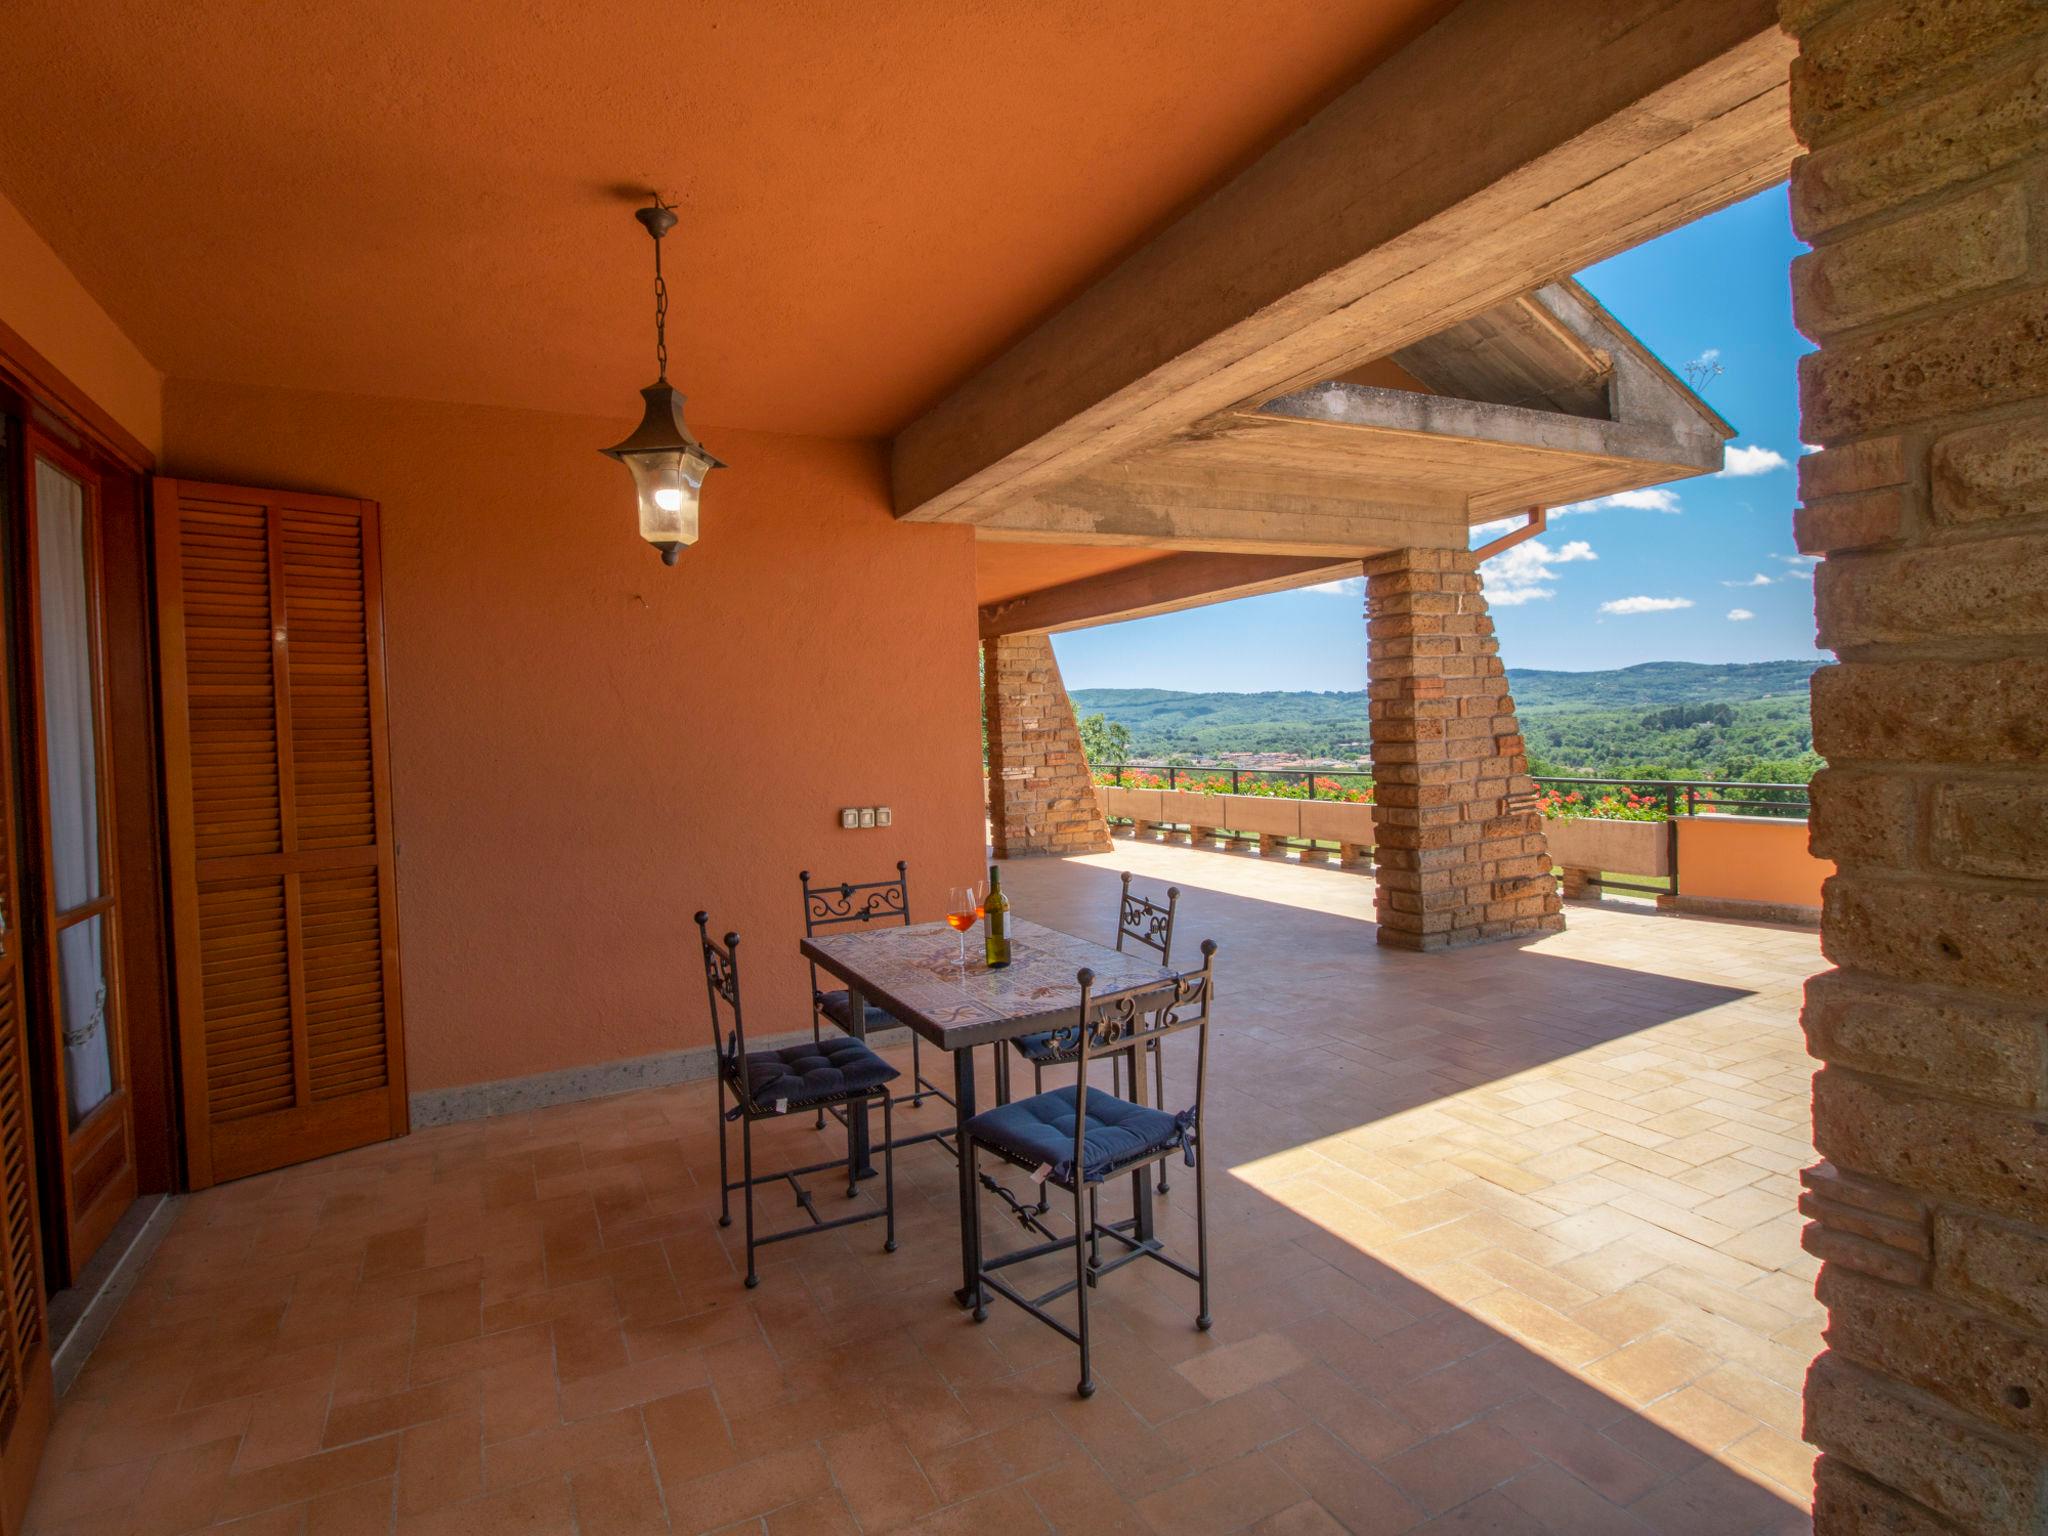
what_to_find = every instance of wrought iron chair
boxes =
[800,864,952,1140]
[696,913,897,1288]
[1008,873,1179,1191]
[962,941,1217,1398]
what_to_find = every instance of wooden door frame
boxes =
[0,331,178,1260]
[0,322,152,483]
[14,427,139,1278]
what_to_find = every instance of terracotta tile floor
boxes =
[30,841,1824,1535]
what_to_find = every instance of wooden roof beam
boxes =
[979,552,1360,639]
[968,471,1467,556]
[894,0,1792,524]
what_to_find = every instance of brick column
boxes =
[984,633,1112,858]
[1787,2,2048,1530]
[1364,548,1560,950]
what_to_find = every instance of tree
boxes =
[1076,712,1132,766]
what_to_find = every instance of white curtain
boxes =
[35,460,112,1126]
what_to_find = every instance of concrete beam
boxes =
[979,552,1357,638]
[1244,374,1723,517]
[893,0,1793,523]
[1254,385,1721,470]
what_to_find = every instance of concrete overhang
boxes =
[918,0,1795,617]
[972,278,1738,634]
[968,278,1732,556]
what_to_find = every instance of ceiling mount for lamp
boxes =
[634,199,679,243]
[601,193,724,565]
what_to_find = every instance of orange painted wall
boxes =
[1676,815,1835,912]
[0,190,162,455]
[163,380,985,1092]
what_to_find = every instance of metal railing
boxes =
[1094,764,1372,799]
[1091,765,1810,818]
[1084,764,1812,903]
[1526,774,1811,820]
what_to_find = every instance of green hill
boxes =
[1070,659,1829,781]
[1507,658,1819,713]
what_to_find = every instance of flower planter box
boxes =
[1154,789,1215,834]
[1100,782,1374,860]
[1100,785,1162,828]
[1545,816,1670,879]
[1299,799,1374,846]
[1215,793,1301,839]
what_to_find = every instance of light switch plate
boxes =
[876,806,893,827]
[859,808,876,829]
[840,807,859,829]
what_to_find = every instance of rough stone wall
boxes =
[1364,548,1560,950]
[984,632,1112,858]
[1787,2,2048,1530]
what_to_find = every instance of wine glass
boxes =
[945,886,980,970]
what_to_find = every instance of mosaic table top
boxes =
[801,918,1180,1050]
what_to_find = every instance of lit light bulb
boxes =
[653,487,685,512]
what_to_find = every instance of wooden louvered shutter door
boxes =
[153,480,406,1187]
[0,519,51,1536]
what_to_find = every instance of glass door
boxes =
[18,429,134,1278]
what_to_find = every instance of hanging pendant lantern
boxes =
[601,197,724,565]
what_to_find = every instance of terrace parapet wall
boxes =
[1364,547,1560,950]
[1787,1,2048,1529]
[1101,783,1377,866]
[985,632,1112,858]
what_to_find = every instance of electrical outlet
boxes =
[858,808,876,829]
[876,806,893,827]
[840,807,859,829]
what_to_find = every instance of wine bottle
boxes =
[983,864,1012,969]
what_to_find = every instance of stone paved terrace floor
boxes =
[28,839,1824,1535]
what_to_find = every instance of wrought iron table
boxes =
[800,916,1181,1304]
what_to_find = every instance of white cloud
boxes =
[1773,552,1820,581]
[1722,573,1774,587]
[1599,595,1695,615]
[1553,487,1683,517]
[1698,348,1721,364]
[1308,576,1365,596]
[1727,608,1755,621]
[1480,537,1596,607]
[1718,444,1789,477]
[1801,442,1821,455]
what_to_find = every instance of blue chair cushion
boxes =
[964,1085,1191,1185]
[1010,1027,1081,1065]
[741,1036,898,1112]
[815,989,900,1036]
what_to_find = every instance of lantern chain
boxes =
[652,209,670,382]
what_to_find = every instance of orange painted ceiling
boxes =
[0,0,1453,439]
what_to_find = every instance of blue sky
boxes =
[1053,183,1819,691]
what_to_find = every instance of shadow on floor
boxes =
[26,847,1817,1534]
